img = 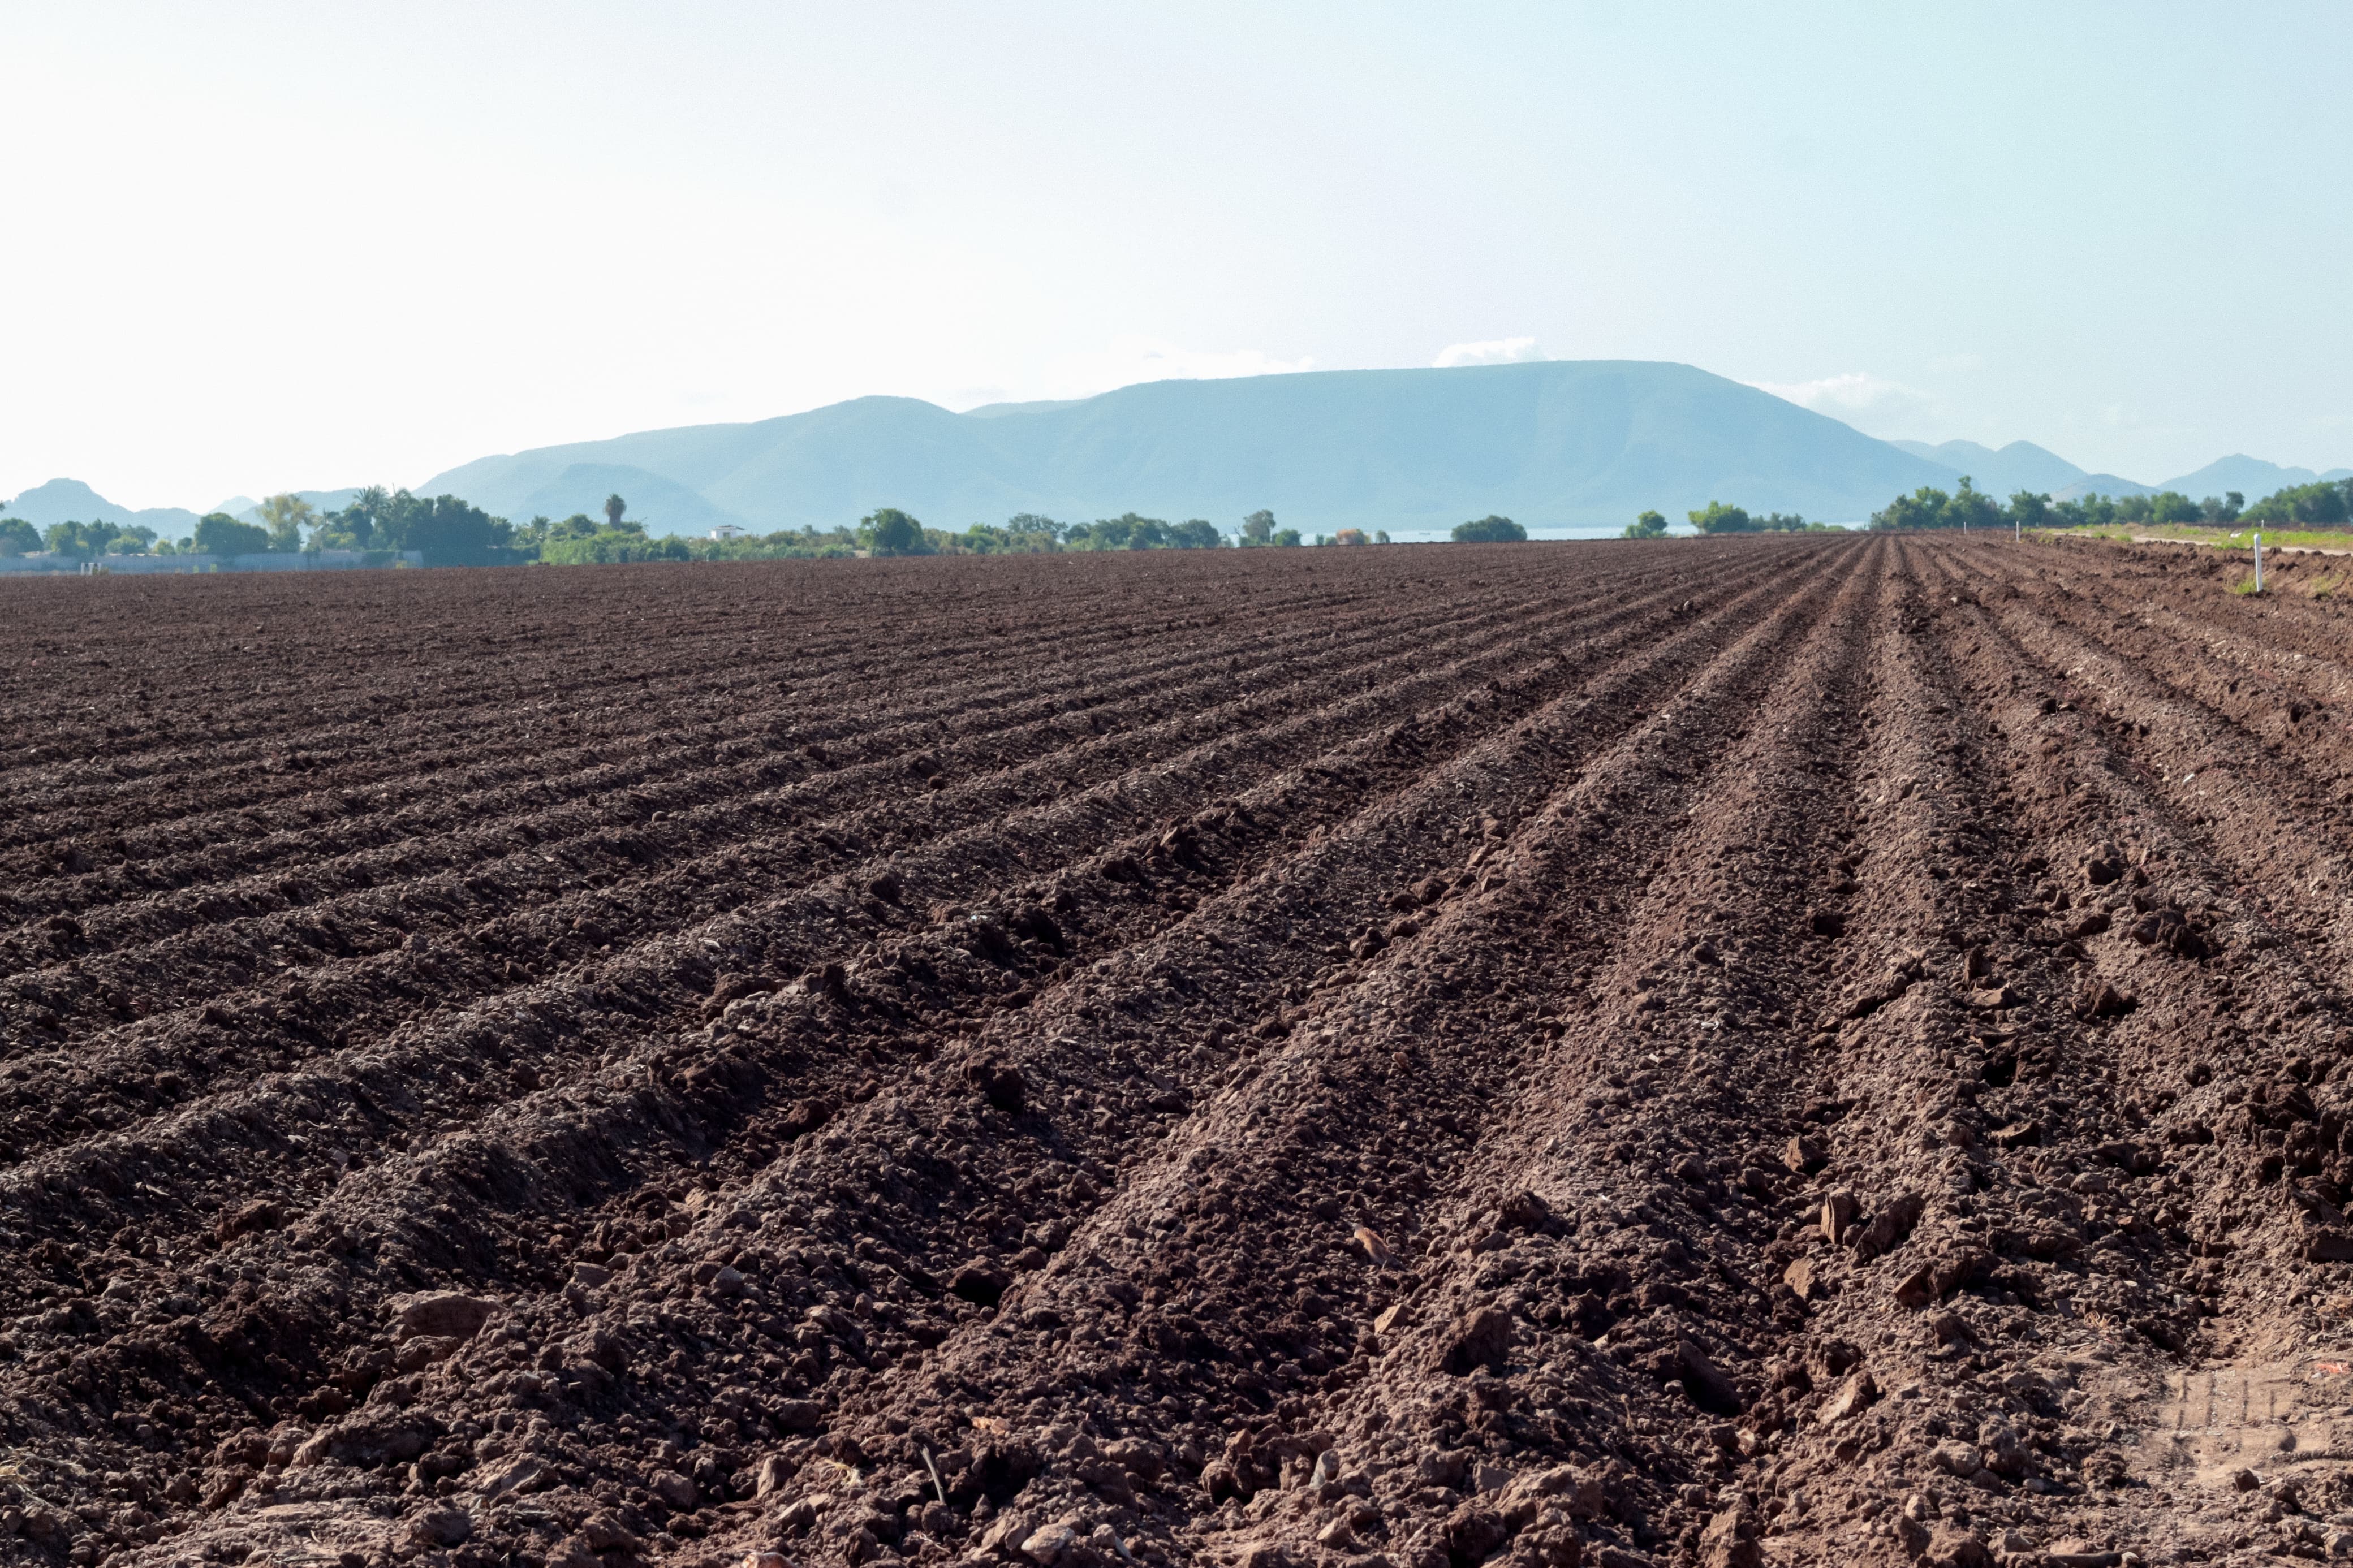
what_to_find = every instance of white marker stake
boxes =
[2255,533,2264,594]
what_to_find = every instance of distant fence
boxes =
[0,550,423,576]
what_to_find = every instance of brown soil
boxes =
[3,536,2351,1568]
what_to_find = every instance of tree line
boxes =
[3,488,1554,567]
[1623,503,1824,537]
[1868,475,2353,532]
[1606,474,2353,539]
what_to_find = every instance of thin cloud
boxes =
[1753,371,1935,434]
[1433,336,1545,368]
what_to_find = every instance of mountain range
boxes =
[8,361,2348,539]
[1888,439,2351,506]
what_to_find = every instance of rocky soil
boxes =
[5,536,2353,1568]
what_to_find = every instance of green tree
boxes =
[1624,509,1668,539]
[44,520,128,555]
[2244,481,2351,528]
[1687,502,1756,534]
[1453,515,1527,542]
[1271,528,1303,547]
[195,512,271,555]
[1943,477,2001,532]
[0,516,38,555]
[860,508,928,555]
[258,493,317,550]
[1169,519,1225,549]
[604,494,628,529]
[2201,491,2244,524]
[2006,491,2053,529]
[1240,509,1276,546]
[1004,513,1065,545]
[1869,486,1950,531]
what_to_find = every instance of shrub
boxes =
[1452,515,1527,543]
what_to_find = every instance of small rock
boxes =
[576,1514,640,1554]
[216,1199,286,1245]
[1676,1337,1742,1414]
[965,1056,1026,1113]
[1440,1306,1511,1375]
[1499,1190,1552,1229]
[393,1334,466,1373]
[1930,1442,1984,1478]
[571,1261,612,1288]
[754,1454,795,1497]
[978,1513,1032,1554]
[1821,1190,1859,1244]
[477,1454,551,1499]
[2073,980,2137,1020]
[652,1469,700,1509]
[1817,1368,1877,1424]
[773,1398,825,1433]
[1021,1522,1078,1565]
[1700,1506,1762,1568]
[1783,1258,1821,1302]
[394,1292,497,1342]
[1444,1503,1508,1563]
[1785,1136,1828,1174]
[1924,1524,1992,1568]
[407,1507,474,1548]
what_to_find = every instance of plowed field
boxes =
[5,535,2353,1568]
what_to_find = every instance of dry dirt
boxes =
[5,535,2353,1568]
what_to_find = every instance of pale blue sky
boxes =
[4,1,2348,508]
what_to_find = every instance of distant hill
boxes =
[21,365,2349,542]
[420,361,1964,533]
[2156,455,2353,500]
[503,464,750,535]
[3,478,201,535]
[2054,473,2156,502]
[1890,439,2089,498]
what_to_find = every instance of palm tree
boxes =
[604,494,627,529]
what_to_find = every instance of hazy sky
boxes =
[6,1,2350,509]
